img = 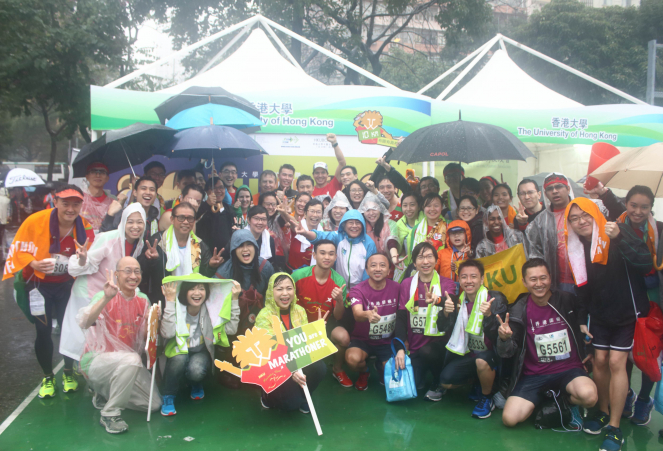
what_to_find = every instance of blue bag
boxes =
[384,338,417,402]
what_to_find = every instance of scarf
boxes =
[404,271,444,336]
[446,285,488,355]
[295,218,323,252]
[244,226,272,260]
[564,198,610,287]
[617,211,663,271]
[505,205,517,226]
[3,208,92,280]
[163,225,202,275]
[411,217,446,254]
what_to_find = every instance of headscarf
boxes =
[119,203,146,258]
[564,197,610,287]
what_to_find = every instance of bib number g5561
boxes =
[535,330,571,363]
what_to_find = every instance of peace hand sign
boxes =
[232,217,241,231]
[144,239,159,260]
[480,297,495,317]
[331,284,346,304]
[516,203,528,225]
[496,313,512,341]
[443,291,455,315]
[103,269,119,300]
[392,254,407,267]
[317,308,330,324]
[209,247,225,268]
[75,238,89,265]
[293,221,306,235]
[424,283,439,305]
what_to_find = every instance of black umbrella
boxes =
[154,86,260,124]
[161,125,267,161]
[72,123,177,177]
[390,117,534,164]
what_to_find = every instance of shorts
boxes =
[328,305,355,336]
[510,367,588,406]
[439,350,499,386]
[589,321,635,351]
[348,340,393,364]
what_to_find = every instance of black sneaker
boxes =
[583,411,609,435]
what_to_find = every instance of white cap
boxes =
[313,162,328,172]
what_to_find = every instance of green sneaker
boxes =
[62,372,79,393]
[38,376,56,399]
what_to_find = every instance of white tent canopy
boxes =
[446,49,582,109]
[159,28,324,94]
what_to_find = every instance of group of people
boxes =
[3,132,661,451]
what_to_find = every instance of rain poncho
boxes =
[160,274,240,358]
[321,191,351,232]
[60,204,146,360]
[394,211,424,282]
[357,192,398,254]
[524,172,607,287]
[310,210,377,288]
[80,187,115,233]
[255,273,308,334]
[475,205,526,258]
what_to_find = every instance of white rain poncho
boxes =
[358,192,398,253]
[60,203,146,360]
[321,191,351,232]
[475,205,526,258]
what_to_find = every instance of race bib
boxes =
[369,313,396,340]
[29,288,45,316]
[468,334,487,352]
[50,254,69,276]
[410,307,427,334]
[535,330,571,363]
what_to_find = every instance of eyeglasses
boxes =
[174,215,196,223]
[545,184,567,192]
[349,189,364,195]
[251,216,268,223]
[518,190,538,197]
[118,268,142,276]
[221,170,237,175]
[262,202,277,208]
[89,169,108,176]
[568,212,593,225]
[459,206,475,212]
[416,253,436,262]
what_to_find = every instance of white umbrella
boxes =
[4,168,45,188]
[590,143,663,197]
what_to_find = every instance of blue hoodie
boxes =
[311,210,377,287]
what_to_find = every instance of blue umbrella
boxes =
[161,125,267,161]
[166,103,263,131]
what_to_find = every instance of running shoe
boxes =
[471,395,495,419]
[631,396,654,426]
[100,416,128,434]
[569,405,583,430]
[622,388,635,418]
[583,411,609,435]
[599,426,623,451]
[92,392,106,410]
[161,395,176,416]
[424,387,446,402]
[38,376,55,399]
[332,370,353,388]
[299,401,310,414]
[62,372,78,393]
[355,372,370,391]
[468,383,482,403]
[190,383,204,400]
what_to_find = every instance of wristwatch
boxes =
[332,142,338,148]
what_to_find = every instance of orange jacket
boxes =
[435,219,472,281]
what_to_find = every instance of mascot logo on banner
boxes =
[354,111,399,147]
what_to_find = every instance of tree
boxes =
[0,0,127,179]
[508,0,663,105]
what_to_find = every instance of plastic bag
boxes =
[13,269,34,323]
[633,301,663,382]
[384,338,417,402]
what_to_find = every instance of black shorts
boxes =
[589,321,635,351]
[348,340,393,364]
[510,367,589,406]
[439,350,499,386]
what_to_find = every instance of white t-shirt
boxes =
[173,246,190,276]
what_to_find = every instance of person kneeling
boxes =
[346,253,400,391]
[78,257,161,434]
[437,259,508,419]
[256,273,328,413]
[499,258,597,428]
[160,276,241,416]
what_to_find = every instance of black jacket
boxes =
[576,223,652,327]
[467,211,484,253]
[370,165,412,194]
[435,289,509,350]
[195,202,234,262]
[497,290,588,396]
[137,230,216,304]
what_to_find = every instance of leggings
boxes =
[28,280,75,375]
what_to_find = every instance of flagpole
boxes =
[298,369,322,436]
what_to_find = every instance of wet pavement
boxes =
[0,277,65,423]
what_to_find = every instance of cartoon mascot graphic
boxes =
[354,111,394,144]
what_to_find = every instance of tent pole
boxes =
[259,16,397,89]
[417,40,494,95]
[260,21,303,70]
[105,16,260,88]
[499,34,646,105]
[499,37,507,55]
[437,36,499,100]
[199,24,254,74]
